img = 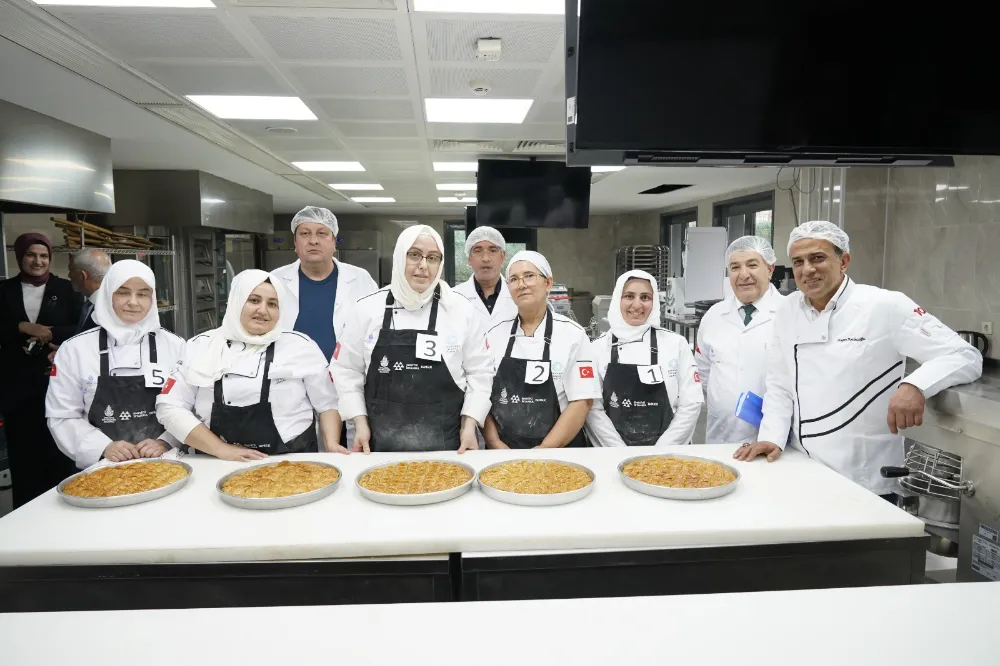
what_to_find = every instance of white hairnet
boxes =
[464,226,506,256]
[506,250,552,279]
[726,235,777,265]
[787,220,850,255]
[291,206,339,236]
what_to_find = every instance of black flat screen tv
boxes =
[566,0,1000,166]
[475,159,591,229]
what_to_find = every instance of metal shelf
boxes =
[157,305,176,313]
[50,246,175,256]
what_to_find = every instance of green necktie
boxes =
[742,304,757,326]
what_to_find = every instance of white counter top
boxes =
[3,582,997,665]
[0,445,925,566]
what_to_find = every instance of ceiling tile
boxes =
[259,138,351,154]
[291,66,408,96]
[336,122,419,138]
[315,98,414,121]
[429,67,540,97]
[52,11,251,60]
[249,16,402,61]
[426,19,562,64]
[531,100,566,123]
[139,63,286,96]
[225,119,328,138]
[342,137,426,152]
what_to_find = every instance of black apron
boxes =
[211,342,317,454]
[489,312,586,449]
[87,329,165,444]
[602,331,673,446]
[364,286,465,452]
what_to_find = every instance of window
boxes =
[660,209,698,277]
[713,192,775,246]
[444,221,535,286]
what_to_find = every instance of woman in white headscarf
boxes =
[585,270,704,447]
[46,260,186,468]
[156,269,342,461]
[330,224,493,453]
[482,251,601,448]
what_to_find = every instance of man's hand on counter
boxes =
[733,441,782,462]
[887,383,925,434]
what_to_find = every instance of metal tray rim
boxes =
[476,458,596,506]
[355,459,476,506]
[617,453,741,500]
[56,459,194,508]
[215,460,343,510]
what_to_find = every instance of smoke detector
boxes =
[475,37,502,62]
[469,78,492,96]
[265,126,299,134]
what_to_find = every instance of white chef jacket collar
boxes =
[722,283,779,315]
[515,310,552,338]
[801,274,852,315]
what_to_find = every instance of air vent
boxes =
[513,140,565,154]
[433,139,502,153]
[834,156,895,164]
[635,154,699,164]
[265,126,300,134]
[639,184,692,195]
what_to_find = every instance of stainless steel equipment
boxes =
[881,443,973,529]
[615,245,669,288]
[956,330,990,356]
[904,365,1000,582]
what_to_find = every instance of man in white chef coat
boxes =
[452,226,518,331]
[696,236,786,444]
[737,221,982,499]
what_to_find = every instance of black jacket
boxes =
[0,275,83,407]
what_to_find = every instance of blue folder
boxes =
[735,391,764,428]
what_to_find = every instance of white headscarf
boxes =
[92,259,160,346]
[608,270,660,343]
[505,250,552,279]
[390,225,457,311]
[184,269,294,387]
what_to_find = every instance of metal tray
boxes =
[216,460,342,510]
[476,459,595,506]
[57,459,193,508]
[618,453,740,500]
[356,460,475,506]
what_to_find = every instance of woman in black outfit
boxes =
[0,233,82,507]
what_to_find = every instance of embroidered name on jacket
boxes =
[838,337,867,342]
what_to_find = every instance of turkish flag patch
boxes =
[333,342,341,360]
[914,306,927,316]
[579,365,595,379]
[161,378,176,395]
[694,371,702,383]
[50,364,57,377]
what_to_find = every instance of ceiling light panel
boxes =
[414,0,563,14]
[436,183,477,191]
[425,98,533,124]
[352,197,396,203]
[439,197,477,203]
[34,0,214,5]
[187,96,317,121]
[293,161,365,172]
[331,184,384,191]
[433,162,479,172]
[591,166,626,172]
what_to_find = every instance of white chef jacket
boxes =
[484,312,602,415]
[271,258,378,343]
[330,287,494,426]
[696,284,786,444]
[757,276,983,494]
[586,327,705,447]
[46,327,186,468]
[155,331,337,446]
[452,276,519,334]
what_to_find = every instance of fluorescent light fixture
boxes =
[330,183,383,191]
[5,158,94,172]
[187,95,316,121]
[202,197,226,204]
[34,0,214,5]
[822,185,842,192]
[413,0,562,14]
[937,183,969,191]
[352,196,396,203]
[832,199,841,204]
[425,98,533,124]
[591,166,626,173]
[439,196,477,203]
[949,185,969,191]
[433,162,478,172]
[294,161,365,172]
[936,184,948,191]
[436,183,477,191]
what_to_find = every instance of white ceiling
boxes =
[3,0,780,215]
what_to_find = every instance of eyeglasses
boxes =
[471,246,502,257]
[406,250,443,267]
[508,272,542,287]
